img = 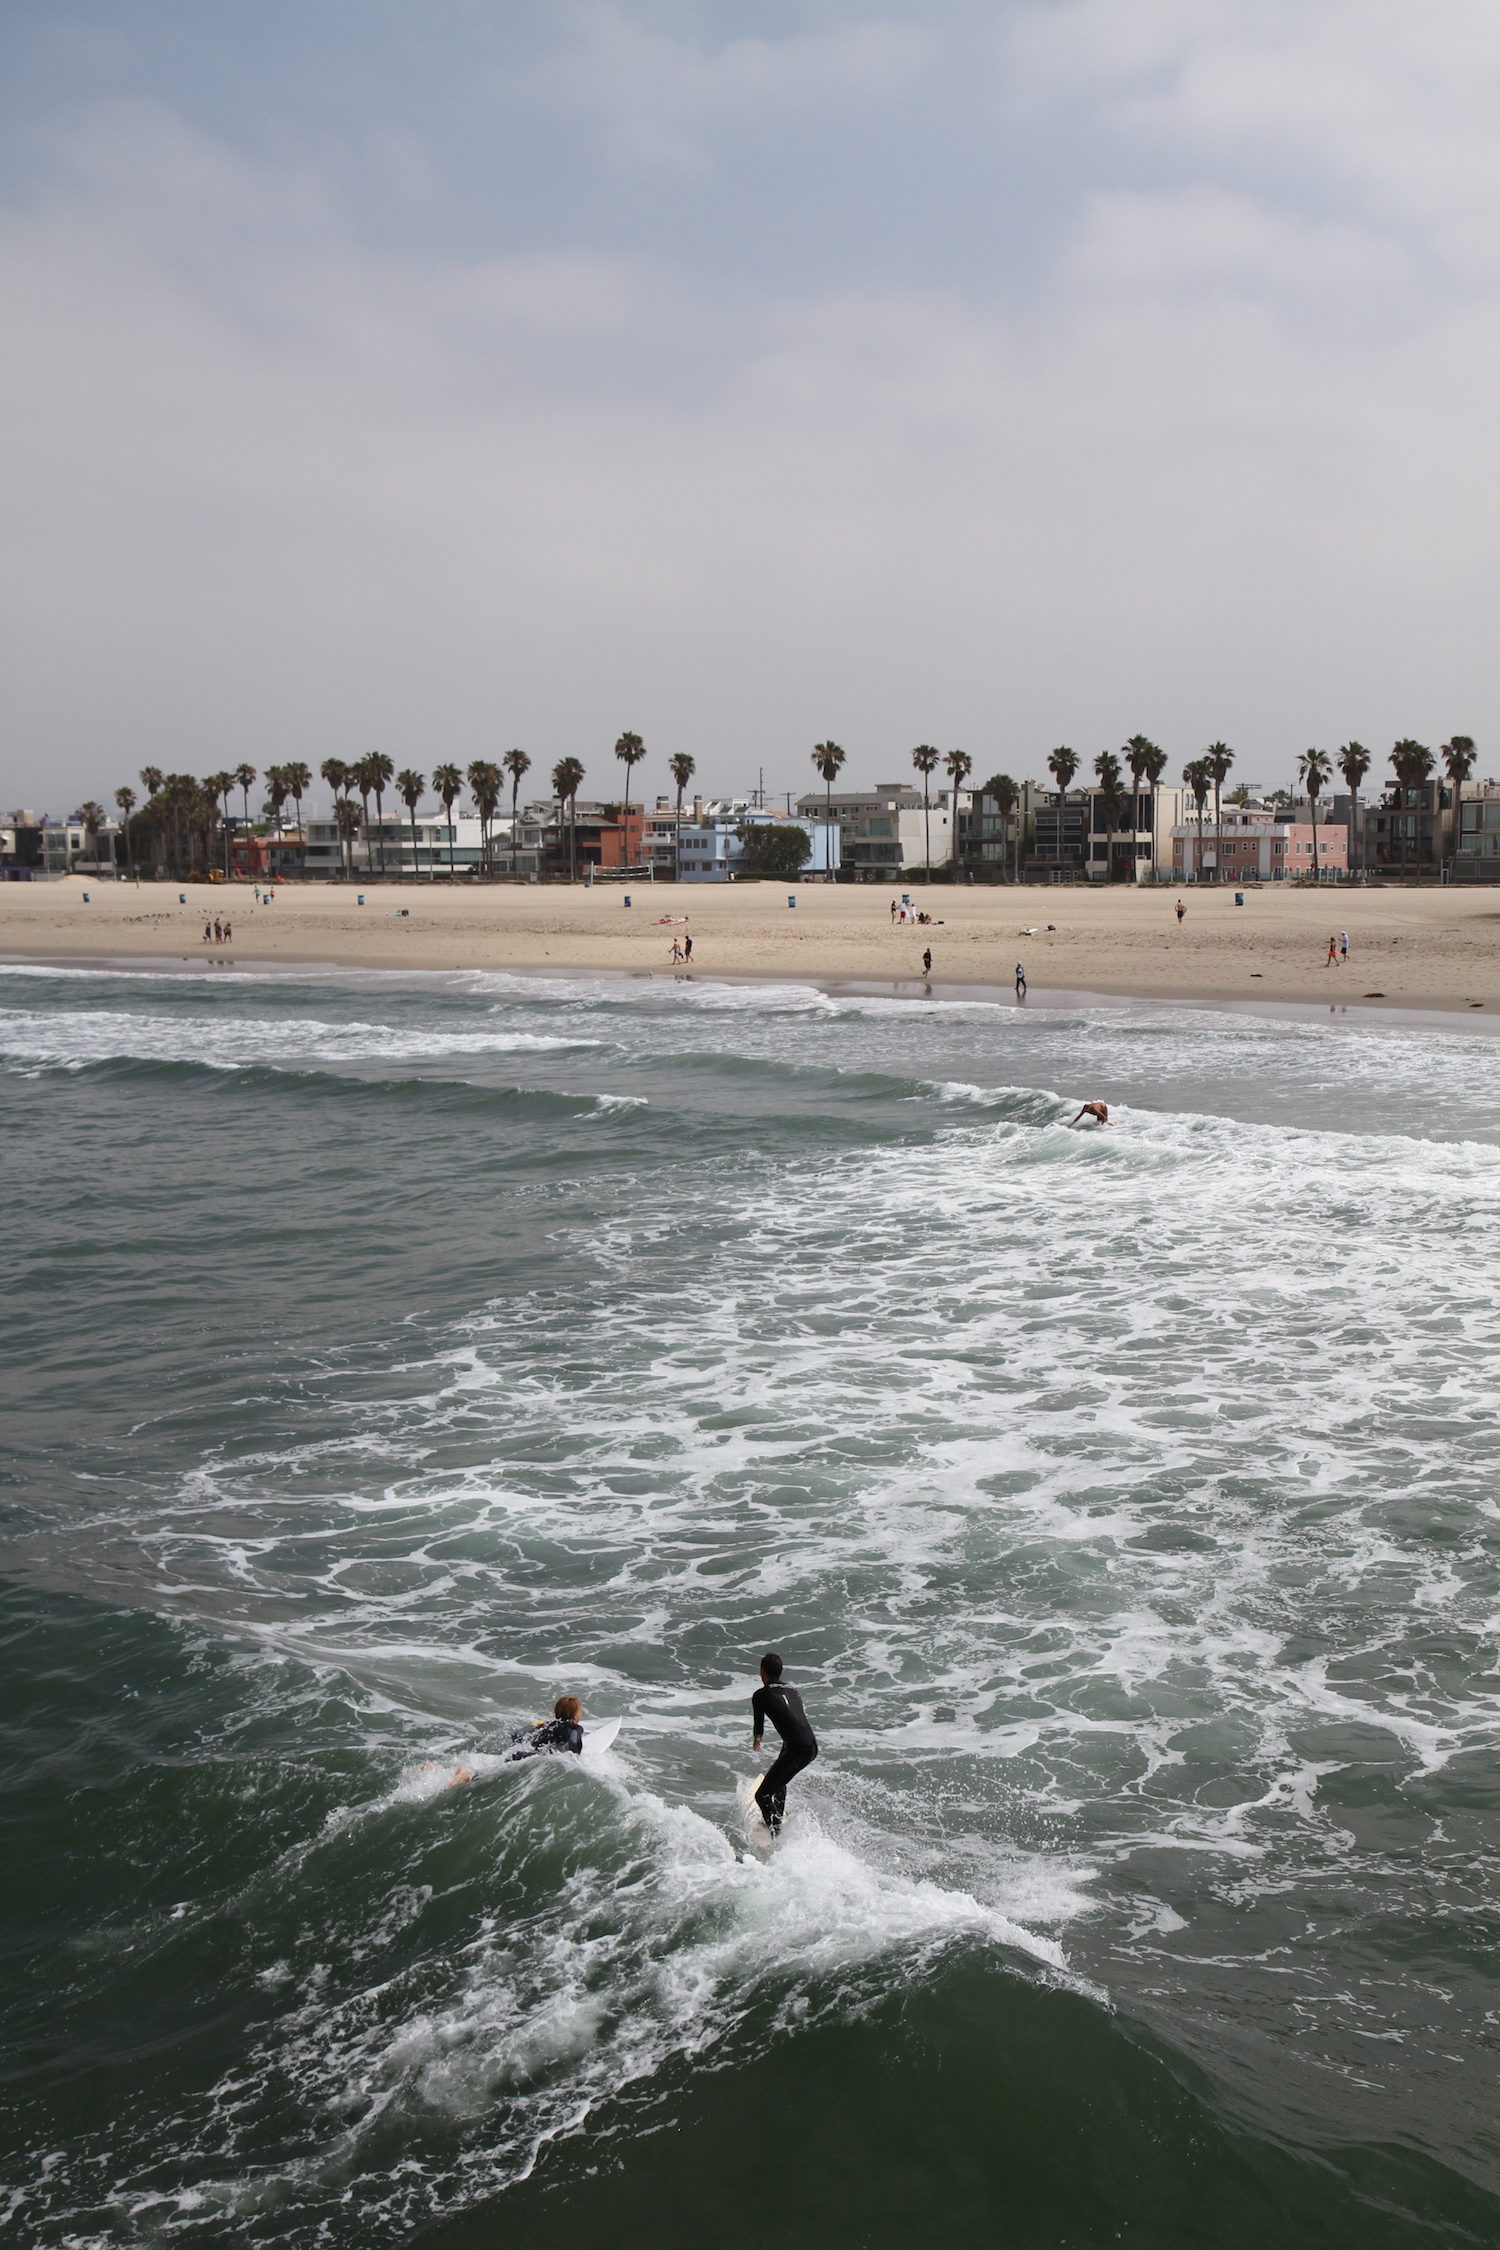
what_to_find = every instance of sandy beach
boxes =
[2,875,1496,1014]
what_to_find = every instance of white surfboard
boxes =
[738,1772,775,1853]
[582,1716,621,1759]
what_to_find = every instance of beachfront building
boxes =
[298,810,533,879]
[1454,784,1500,880]
[1084,786,1187,882]
[792,784,968,880]
[961,781,1044,881]
[1172,804,1348,881]
[640,800,835,882]
[540,800,645,878]
[1030,789,1091,876]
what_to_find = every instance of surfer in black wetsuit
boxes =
[751,1653,817,1832]
[509,1695,585,1759]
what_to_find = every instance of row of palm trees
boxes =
[80,726,1478,884]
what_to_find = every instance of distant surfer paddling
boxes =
[509,1694,586,1759]
[751,1653,817,1833]
[1067,1101,1111,1127]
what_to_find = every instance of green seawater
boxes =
[3,961,1499,2248]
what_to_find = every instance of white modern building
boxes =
[792,784,967,880]
[643,799,838,881]
[298,808,545,878]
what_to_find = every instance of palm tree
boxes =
[1047,746,1078,865]
[552,757,585,880]
[1094,750,1126,879]
[1181,758,1211,880]
[282,762,311,855]
[1390,739,1434,878]
[335,796,361,880]
[503,749,532,874]
[114,785,137,879]
[1297,749,1333,882]
[1204,743,1235,881]
[984,774,1020,883]
[234,763,257,839]
[943,751,973,877]
[366,752,394,876]
[911,745,941,880]
[467,760,501,876]
[263,765,289,834]
[432,762,462,880]
[668,751,696,882]
[320,758,350,877]
[204,772,235,876]
[613,732,646,862]
[1441,735,1477,870]
[811,742,846,879]
[1121,737,1160,881]
[1141,744,1168,881]
[396,768,425,878]
[78,800,107,875]
[1337,741,1370,879]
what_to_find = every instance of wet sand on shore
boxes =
[2,875,1496,1014]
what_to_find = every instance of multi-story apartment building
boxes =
[640,799,837,881]
[1455,783,1500,879]
[1172,803,1348,880]
[792,784,966,880]
[1031,789,1091,875]
[961,781,1043,880]
[1084,786,1187,881]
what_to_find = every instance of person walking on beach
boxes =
[1015,961,1027,997]
[921,948,932,976]
[203,921,212,942]
[684,933,693,962]
[1175,898,1186,924]
[890,898,899,923]
[1340,930,1349,960]
[213,917,223,942]
[1326,936,1339,966]
[671,938,684,963]
[751,1653,817,1833]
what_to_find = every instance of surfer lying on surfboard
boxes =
[509,1694,586,1759]
[751,1654,818,1833]
[1067,1102,1111,1127]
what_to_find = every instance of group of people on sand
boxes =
[428,1654,820,1836]
[669,933,694,963]
[202,917,233,943]
[1326,932,1350,965]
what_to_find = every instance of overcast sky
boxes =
[2,0,1496,815]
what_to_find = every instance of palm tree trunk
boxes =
[923,783,931,882]
[825,782,833,880]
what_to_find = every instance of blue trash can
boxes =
[357,894,365,905]
[787,894,797,909]
[623,895,632,908]
[1235,890,1245,906]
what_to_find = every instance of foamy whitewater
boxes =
[3,961,1498,2248]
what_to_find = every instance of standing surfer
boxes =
[751,1653,818,1832]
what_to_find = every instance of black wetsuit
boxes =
[752,1679,818,1830]
[509,1718,584,1759]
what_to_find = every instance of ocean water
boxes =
[3,959,1499,2249]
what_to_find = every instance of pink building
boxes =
[1172,809,1348,882]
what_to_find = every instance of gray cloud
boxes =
[1,3,1496,814]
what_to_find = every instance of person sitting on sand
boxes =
[1068,1102,1111,1126]
[509,1695,585,1759]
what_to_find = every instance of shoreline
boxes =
[5,946,1497,1036]
[2,876,1495,1027]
